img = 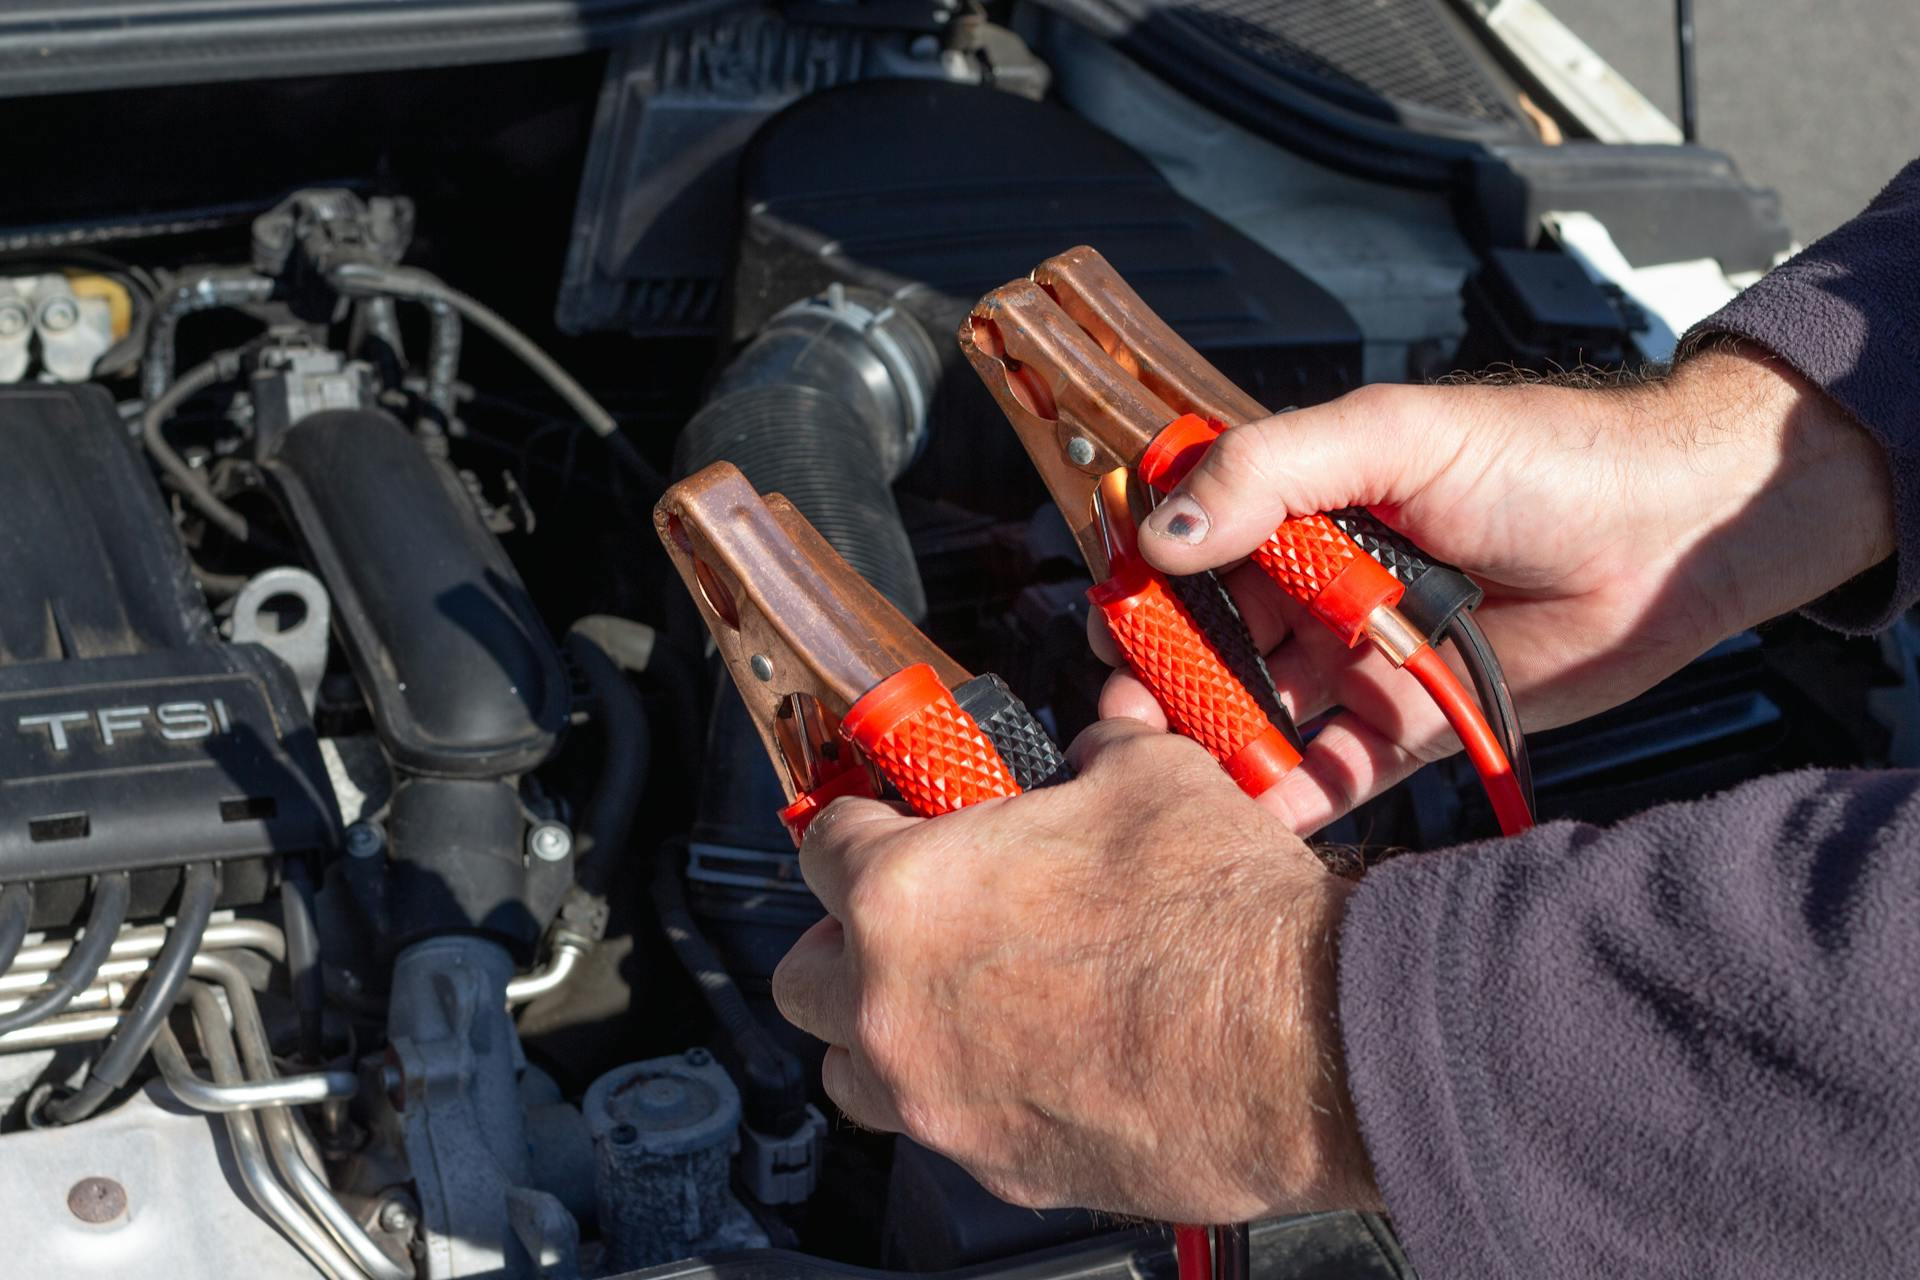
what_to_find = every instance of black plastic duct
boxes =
[673,286,937,621]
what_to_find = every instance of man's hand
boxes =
[771,718,1381,1224]
[1106,346,1894,832]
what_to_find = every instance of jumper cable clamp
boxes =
[655,461,1066,843]
[962,246,1533,835]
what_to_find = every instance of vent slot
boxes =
[29,813,90,843]
[219,797,277,823]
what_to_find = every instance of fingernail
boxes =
[1142,494,1210,545]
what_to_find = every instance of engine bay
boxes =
[0,5,1911,1278]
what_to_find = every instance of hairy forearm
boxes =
[1240,872,1384,1215]
[1657,345,1894,643]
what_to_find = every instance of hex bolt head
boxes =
[0,300,29,339]
[1066,436,1097,467]
[749,654,774,682]
[377,1197,418,1235]
[684,1047,713,1066]
[343,821,385,859]
[38,296,79,334]
[380,1061,406,1110]
[528,822,573,863]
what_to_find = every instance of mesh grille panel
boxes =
[1174,0,1520,126]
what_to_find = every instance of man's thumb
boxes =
[1136,395,1400,575]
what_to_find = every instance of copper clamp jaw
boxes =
[958,245,1276,578]
[657,462,1064,839]
[655,461,970,813]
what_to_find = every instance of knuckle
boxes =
[1099,725,1194,778]
[893,1094,945,1148]
[973,1169,1048,1210]
[800,795,872,853]
[850,991,898,1062]
[845,851,920,925]
[1340,380,1400,416]
[1205,419,1279,489]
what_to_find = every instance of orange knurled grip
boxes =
[1089,565,1302,796]
[1140,414,1404,647]
[839,664,1021,816]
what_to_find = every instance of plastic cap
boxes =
[1138,414,1224,492]
[1223,726,1303,797]
[840,663,948,750]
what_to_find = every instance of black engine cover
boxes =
[0,385,337,925]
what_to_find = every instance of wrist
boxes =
[1239,867,1382,1216]
[1653,344,1894,643]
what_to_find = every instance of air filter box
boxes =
[730,79,1363,516]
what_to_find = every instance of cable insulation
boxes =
[0,884,33,976]
[46,864,219,1123]
[1175,1225,1213,1280]
[1404,645,1533,836]
[0,874,132,1036]
[1446,613,1535,817]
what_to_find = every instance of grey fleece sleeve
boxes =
[1339,772,1920,1279]
[1337,159,1920,1279]
[1684,156,1920,631]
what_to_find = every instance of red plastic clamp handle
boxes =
[840,663,1022,816]
[1140,415,1404,646]
[1089,565,1302,797]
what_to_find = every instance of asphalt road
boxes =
[1547,0,1920,243]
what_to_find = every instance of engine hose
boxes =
[422,295,462,423]
[279,861,326,1063]
[0,884,32,975]
[356,295,407,386]
[142,349,290,554]
[672,288,939,621]
[45,864,220,1125]
[141,269,276,403]
[565,629,650,905]
[326,262,663,493]
[653,843,810,1135]
[0,874,131,1037]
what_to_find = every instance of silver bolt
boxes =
[377,1198,417,1235]
[528,822,573,863]
[0,301,28,338]
[38,296,79,333]
[1066,437,1096,466]
[750,654,774,682]
[343,821,385,859]
[379,1062,405,1101]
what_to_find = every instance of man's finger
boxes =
[771,915,856,1045]
[1086,609,1123,669]
[820,1045,906,1133]
[1219,559,1296,654]
[1096,669,1170,731]
[1135,394,1411,577]
[797,796,915,919]
[1063,714,1165,774]
[1258,712,1424,834]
